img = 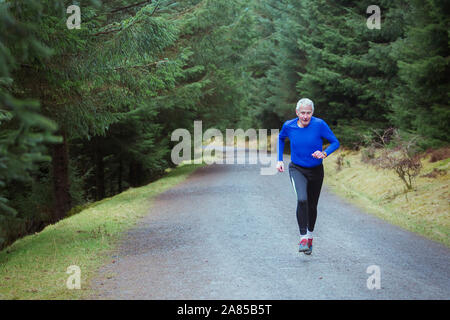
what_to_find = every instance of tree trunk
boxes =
[51,130,72,222]
[129,160,142,187]
[95,137,105,200]
[129,160,136,187]
[118,157,123,193]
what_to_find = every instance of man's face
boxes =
[296,105,313,127]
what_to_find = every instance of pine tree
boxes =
[178,0,255,130]
[0,0,62,246]
[243,0,298,129]
[389,0,450,146]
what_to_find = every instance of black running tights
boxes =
[288,162,324,236]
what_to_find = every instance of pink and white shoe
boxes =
[298,238,309,252]
[304,238,313,255]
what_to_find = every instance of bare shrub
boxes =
[335,151,351,171]
[361,146,376,164]
[336,154,344,171]
[371,129,422,191]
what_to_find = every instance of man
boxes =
[277,98,340,255]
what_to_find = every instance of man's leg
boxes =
[288,163,309,236]
[306,166,324,232]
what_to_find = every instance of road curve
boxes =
[90,150,450,299]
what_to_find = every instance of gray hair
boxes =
[296,98,314,113]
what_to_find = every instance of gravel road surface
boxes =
[90,150,450,299]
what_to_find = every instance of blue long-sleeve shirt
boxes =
[278,117,340,167]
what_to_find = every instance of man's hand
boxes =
[277,161,284,172]
[312,150,327,159]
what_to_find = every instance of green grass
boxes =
[323,149,449,247]
[0,163,203,300]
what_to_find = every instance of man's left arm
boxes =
[321,121,340,157]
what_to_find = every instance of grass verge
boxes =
[0,163,203,300]
[323,149,449,247]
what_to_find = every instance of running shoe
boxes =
[298,238,309,252]
[304,238,313,255]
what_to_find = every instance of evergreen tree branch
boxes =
[150,1,161,17]
[114,60,169,70]
[92,27,122,36]
[92,1,162,36]
[110,0,154,14]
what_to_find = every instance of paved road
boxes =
[91,150,450,299]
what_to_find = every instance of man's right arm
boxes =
[278,123,288,162]
[277,123,288,172]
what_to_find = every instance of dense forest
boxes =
[0,0,448,248]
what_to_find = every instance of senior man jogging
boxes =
[277,98,340,255]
